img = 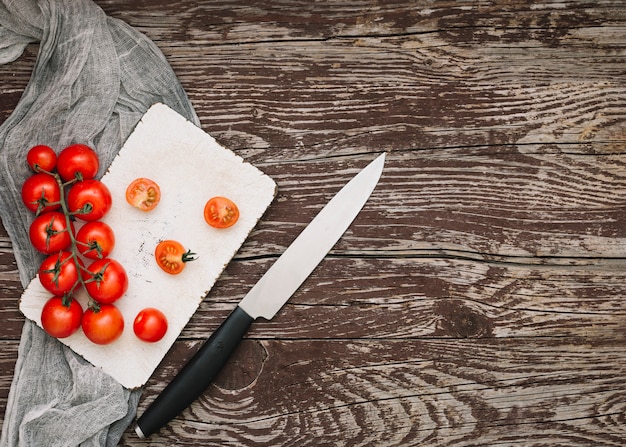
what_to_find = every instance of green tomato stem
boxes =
[53,172,99,310]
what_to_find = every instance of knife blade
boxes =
[135,153,386,438]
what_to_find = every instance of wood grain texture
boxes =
[1,0,626,445]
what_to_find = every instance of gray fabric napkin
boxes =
[0,0,198,445]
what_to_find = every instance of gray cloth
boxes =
[0,0,198,445]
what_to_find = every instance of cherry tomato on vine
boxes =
[125,177,161,211]
[67,179,112,221]
[40,296,83,338]
[38,251,82,296]
[75,221,115,260]
[29,211,73,254]
[133,308,168,343]
[21,173,61,214]
[82,304,124,345]
[26,145,56,173]
[57,143,99,181]
[83,258,128,304]
[203,196,240,229]
[154,240,197,275]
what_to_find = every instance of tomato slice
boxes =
[203,196,240,228]
[125,178,161,211]
[154,240,197,275]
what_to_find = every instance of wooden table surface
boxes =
[2,1,626,445]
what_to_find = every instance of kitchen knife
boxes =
[135,153,386,438]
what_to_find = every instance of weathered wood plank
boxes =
[0,227,23,341]
[184,256,626,341]
[95,0,626,158]
[123,338,626,446]
[0,340,19,423]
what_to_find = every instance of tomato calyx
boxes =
[42,215,66,248]
[87,299,102,313]
[33,186,59,216]
[60,293,75,308]
[71,201,94,217]
[181,249,198,263]
[83,260,110,285]
[79,239,105,259]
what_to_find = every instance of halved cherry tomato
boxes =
[67,179,112,221]
[125,178,161,211]
[21,173,61,214]
[133,308,168,342]
[57,143,99,181]
[82,304,124,345]
[75,221,115,260]
[154,240,197,275]
[40,296,83,338]
[29,211,73,254]
[27,145,57,173]
[83,258,128,304]
[38,251,82,296]
[203,196,240,229]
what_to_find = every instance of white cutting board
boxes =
[19,103,277,389]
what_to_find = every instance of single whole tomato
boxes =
[84,258,128,304]
[38,251,82,295]
[75,221,115,260]
[40,296,83,338]
[57,143,99,181]
[27,145,57,173]
[203,196,240,228]
[29,211,73,254]
[133,308,168,342]
[82,304,124,345]
[67,179,112,221]
[154,240,197,275]
[125,178,161,211]
[21,173,61,214]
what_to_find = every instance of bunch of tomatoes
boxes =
[22,143,242,346]
[22,144,158,345]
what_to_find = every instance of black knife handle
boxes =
[135,305,255,438]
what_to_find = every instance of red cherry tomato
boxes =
[203,196,240,229]
[75,221,116,260]
[40,296,83,338]
[21,173,61,214]
[154,240,197,275]
[67,179,112,221]
[133,308,168,342]
[82,304,124,345]
[38,251,82,296]
[125,178,161,211]
[29,211,73,254]
[57,143,99,181]
[83,258,128,304]
[27,145,57,173]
